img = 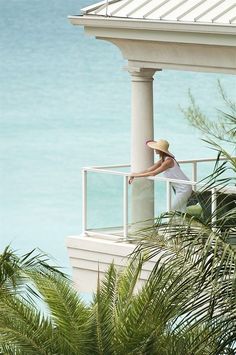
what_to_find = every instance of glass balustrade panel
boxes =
[87,172,124,235]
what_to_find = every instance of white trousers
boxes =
[171,187,192,213]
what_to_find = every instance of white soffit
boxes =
[81,0,236,25]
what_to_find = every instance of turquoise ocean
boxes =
[0,0,235,272]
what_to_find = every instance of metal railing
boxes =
[82,157,236,238]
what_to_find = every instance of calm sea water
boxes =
[0,0,235,271]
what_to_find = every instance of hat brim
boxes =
[147,141,174,158]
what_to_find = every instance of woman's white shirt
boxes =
[162,157,191,193]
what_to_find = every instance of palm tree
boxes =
[0,234,235,354]
[0,246,93,355]
[182,82,236,236]
[132,210,236,354]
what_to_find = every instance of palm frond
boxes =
[131,210,236,352]
[0,246,67,303]
[30,271,93,355]
[0,294,55,355]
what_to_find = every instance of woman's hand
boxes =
[128,176,134,184]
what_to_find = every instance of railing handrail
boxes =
[82,167,236,192]
[178,156,235,164]
[83,167,130,176]
[83,156,235,171]
[82,159,236,192]
[83,164,130,170]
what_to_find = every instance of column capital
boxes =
[124,66,161,82]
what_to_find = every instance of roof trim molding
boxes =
[69,15,236,37]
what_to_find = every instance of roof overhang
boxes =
[69,15,236,45]
[69,15,236,37]
[69,14,236,74]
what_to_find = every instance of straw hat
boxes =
[146,139,174,158]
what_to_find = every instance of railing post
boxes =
[192,162,197,191]
[82,169,87,235]
[211,188,217,229]
[123,175,128,238]
[166,180,172,212]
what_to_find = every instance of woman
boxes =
[129,139,192,212]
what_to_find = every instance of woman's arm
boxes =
[129,158,174,183]
[133,160,162,174]
[146,160,163,172]
[128,160,162,184]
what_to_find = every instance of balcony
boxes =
[81,157,236,238]
[67,157,236,292]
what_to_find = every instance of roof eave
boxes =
[69,15,236,36]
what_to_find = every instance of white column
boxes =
[128,67,157,227]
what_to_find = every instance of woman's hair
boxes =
[159,151,172,162]
[159,151,179,166]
